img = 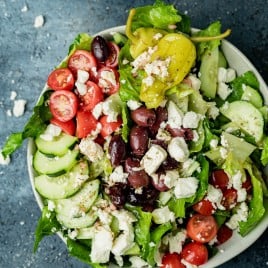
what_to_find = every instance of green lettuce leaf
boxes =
[261,136,268,166]
[33,206,61,252]
[131,0,182,32]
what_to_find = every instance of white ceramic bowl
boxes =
[27,25,268,268]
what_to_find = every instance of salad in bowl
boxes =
[2,1,268,267]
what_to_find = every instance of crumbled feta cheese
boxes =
[68,229,78,240]
[13,99,27,117]
[34,15,45,28]
[174,177,199,199]
[40,123,61,141]
[99,70,117,93]
[181,259,197,268]
[162,229,187,254]
[163,170,179,188]
[102,99,120,122]
[153,32,163,40]
[167,101,183,129]
[127,100,142,111]
[231,171,247,202]
[217,82,232,100]
[188,74,201,91]
[109,166,128,184]
[207,102,220,120]
[226,68,236,82]
[210,139,218,149]
[220,147,228,159]
[152,206,175,224]
[143,75,155,86]
[167,137,189,162]
[156,127,171,142]
[79,138,104,162]
[75,81,87,95]
[90,225,113,263]
[206,184,225,210]
[225,202,248,230]
[0,151,10,165]
[122,59,129,65]
[10,91,17,100]
[77,70,89,83]
[182,111,200,129]
[92,102,103,120]
[180,158,200,177]
[97,209,113,225]
[47,200,55,211]
[129,256,150,268]
[218,67,228,82]
[144,58,170,79]
[141,144,167,175]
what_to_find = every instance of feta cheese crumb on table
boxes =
[13,99,27,117]
[34,15,45,28]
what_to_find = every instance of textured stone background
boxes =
[0,0,267,267]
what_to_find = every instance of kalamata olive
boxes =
[106,182,128,209]
[151,173,169,192]
[166,125,194,141]
[161,155,179,170]
[91,35,110,62]
[129,125,149,156]
[150,139,168,150]
[126,185,159,208]
[131,106,156,127]
[125,157,150,188]
[108,135,126,166]
[149,106,168,136]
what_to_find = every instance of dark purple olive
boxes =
[129,126,149,156]
[166,125,194,141]
[149,107,168,136]
[124,157,150,188]
[151,173,169,192]
[131,106,156,127]
[161,155,179,170]
[108,135,126,166]
[91,35,110,62]
[126,185,159,207]
[106,183,128,209]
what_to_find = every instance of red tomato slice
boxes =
[210,169,229,190]
[181,242,208,266]
[47,68,74,91]
[242,174,253,193]
[99,115,122,138]
[76,110,98,139]
[221,188,237,210]
[192,199,214,216]
[79,81,104,111]
[68,50,97,77]
[216,225,233,245]
[49,90,78,122]
[97,67,120,95]
[50,117,76,136]
[187,214,218,243]
[162,253,186,268]
[104,42,120,68]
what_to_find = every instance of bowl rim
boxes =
[27,25,268,268]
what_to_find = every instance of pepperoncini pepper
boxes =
[126,9,167,59]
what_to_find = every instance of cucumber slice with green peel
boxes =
[33,149,79,175]
[218,50,227,68]
[220,100,264,143]
[35,133,78,156]
[34,160,89,199]
[241,85,263,108]
[56,209,98,229]
[200,47,219,99]
[55,179,100,218]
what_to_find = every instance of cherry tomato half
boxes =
[79,81,104,111]
[181,242,208,266]
[162,253,185,268]
[187,214,218,243]
[216,224,233,245]
[221,188,237,210]
[192,199,214,216]
[68,50,97,77]
[76,110,98,139]
[47,68,75,91]
[99,115,122,138]
[210,169,229,190]
[97,67,120,95]
[242,174,253,193]
[50,117,76,136]
[104,42,120,68]
[49,90,78,122]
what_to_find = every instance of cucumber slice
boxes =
[56,209,97,229]
[200,47,219,99]
[55,179,100,218]
[220,100,264,143]
[33,149,79,175]
[35,133,78,156]
[34,160,89,199]
[241,85,263,108]
[218,50,227,68]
